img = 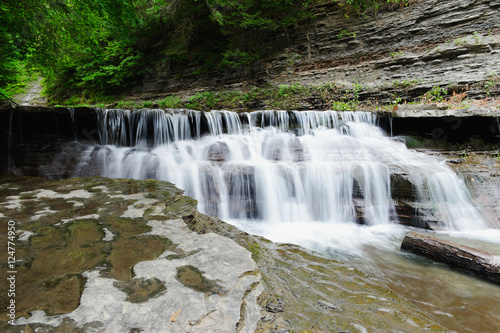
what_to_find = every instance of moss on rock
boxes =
[109,237,167,281]
[0,175,198,322]
[175,265,223,295]
[114,277,166,303]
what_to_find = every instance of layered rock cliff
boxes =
[131,0,500,106]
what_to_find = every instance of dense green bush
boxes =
[1,0,139,97]
[72,41,145,92]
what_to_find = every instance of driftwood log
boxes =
[401,232,500,285]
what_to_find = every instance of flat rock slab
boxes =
[0,175,262,332]
[401,232,500,284]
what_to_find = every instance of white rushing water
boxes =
[75,108,486,233]
[70,108,500,332]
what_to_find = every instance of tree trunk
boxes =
[401,232,500,285]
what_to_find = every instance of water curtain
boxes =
[74,108,485,231]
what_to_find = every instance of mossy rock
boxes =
[68,220,103,247]
[0,175,196,322]
[175,265,223,295]
[30,226,64,248]
[104,216,151,238]
[109,237,167,281]
[114,277,166,303]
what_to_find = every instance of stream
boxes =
[13,108,500,331]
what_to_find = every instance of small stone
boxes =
[447,158,465,164]
[318,300,337,310]
[436,103,448,110]
[261,314,276,322]
[266,298,284,313]
[389,65,403,71]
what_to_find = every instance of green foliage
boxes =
[422,86,448,103]
[391,97,402,106]
[278,82,309,98]
[131,0,316,75]
[220,50,257,69]
[1,0,140,98]
[389,50,403,58]
[454,38,467,46]
[0,1,26,94]
[338,0,410,16]
[0,62,38,98]
[472,31,482,45]
[145,83,342,111]
[116,100,142,108]
[158,96,183,109]
[248,242,261,262]
[207,0,315,31]
[351,82,364,100]
[330,100,359,111]
[185,92,218,110]
[338,30,357,39]
[485,72,499,96]
[138,0,221,68]
[71,40,145,92]
[263,82,310,109]
[286,52,303,68]
[0,51,20,97]
[210,0,316,68]
[391,79,420,89]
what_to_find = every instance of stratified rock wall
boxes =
[132,0,500,103]
[279,0,500,91]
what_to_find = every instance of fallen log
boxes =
[401,232,500,285]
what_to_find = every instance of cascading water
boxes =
[74,108,485,231]
[69,108,500,331]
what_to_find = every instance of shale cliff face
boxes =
[132,0,500,103]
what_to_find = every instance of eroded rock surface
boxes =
[0,175,448,332]
[0,176,262,332]
[447,152,500,228]
[185,210,448,332]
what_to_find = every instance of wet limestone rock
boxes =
[183,210,449,332]
[448,152,500,229]
[0,175,263,332]
[0,174,448,332]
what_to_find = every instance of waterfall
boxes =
[74,108,486,231]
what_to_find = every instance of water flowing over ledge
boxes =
[71,108,487,232]
[2,107,500,332]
